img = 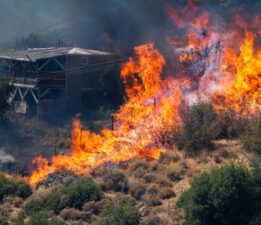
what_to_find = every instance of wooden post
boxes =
[80,127,83,144]
[111,115,114,131]
[54,139,57,155]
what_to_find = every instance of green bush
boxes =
[241,118,261,155]
[25,177,101,215]
[0,173,32,202]
[176,103,220,154]
[0,214,8,225]
[97,199,140,225]
[177,164,261,225]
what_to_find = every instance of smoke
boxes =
[0,0,259,52]
[0,149,15,163]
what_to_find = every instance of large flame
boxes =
[29,44,183,187]
[214,31,261,115]
[28,2,260,187]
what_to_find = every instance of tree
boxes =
[175,103,220,154]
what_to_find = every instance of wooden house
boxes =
[0,47,119,117]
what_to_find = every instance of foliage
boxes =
[27,213,67,225]
[0,173,32,202]
[217,111,251,139]
[241,118,261,155]
[0,214,8,225]
[176,103,220,154]
[25,177,101,215]
[97,199,140,225]
[0,77,12,122]
[177,164,261,225]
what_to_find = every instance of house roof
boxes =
[0,47,113,62]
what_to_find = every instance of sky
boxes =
[0,0,259,52]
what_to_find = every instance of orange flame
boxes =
[28,2,261,187]
[29,44,183,187]
[214,31,261,116]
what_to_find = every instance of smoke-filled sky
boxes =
[0,0,260,52]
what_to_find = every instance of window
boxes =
[81,57,88,65]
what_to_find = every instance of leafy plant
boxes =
[176,103,220,154]
[97,199,140,225]
[177,164,261,225]
[0,173,32,202]
[25,177,101,215]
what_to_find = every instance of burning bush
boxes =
[176,103,220,154]
[25,177,101,215]
[96,199,140,225]
[0,173,32,202]
[177,164,261,225]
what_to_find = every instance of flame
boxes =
[213,31,261,115]
[28,2,261,187]
[29,44,183,187]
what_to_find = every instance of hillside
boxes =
[0,138,259,225]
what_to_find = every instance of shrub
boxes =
[158,152,180,164]
[143,173,156,183]
[25,177,101,215]
[159,187,175,199]
[0,173,32,202]
[177,164,261,225]
[176,103,220,154]
[97,199,140,225]
[241,118,261,155]
[217,111,251,139]
[0,214,8,225]
[103,170,129,193]
[27,213,67,225]
[130,183,146,201]
[59,208,91,222]
[144,197,162,207]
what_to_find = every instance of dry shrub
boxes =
[143,173,157,183]
[103,169,129,193]
[144,215,162,225]
[219,149,234,159]
[213,154,223,164]
[167,171,182,182]
[129,159,149,171]
[130,182,147,201]
[145,196,162,207]
[158,151,180,165]
[159,187,176,200]
[133,167,146,179]
[155,178,173,188]
[147,184,159,197]
[82,201,100,214]
[59,208,92,222]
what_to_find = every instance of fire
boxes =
[28,2,260,187]
[29,44,183,187]
[214,31,261,115]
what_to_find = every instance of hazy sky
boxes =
[0,0,259,51]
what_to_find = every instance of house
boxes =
[0,47,120,117]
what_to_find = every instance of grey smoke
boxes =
[0,149,15,163]
[0,0,260,52]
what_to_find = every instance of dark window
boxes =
[81,57,88,65]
